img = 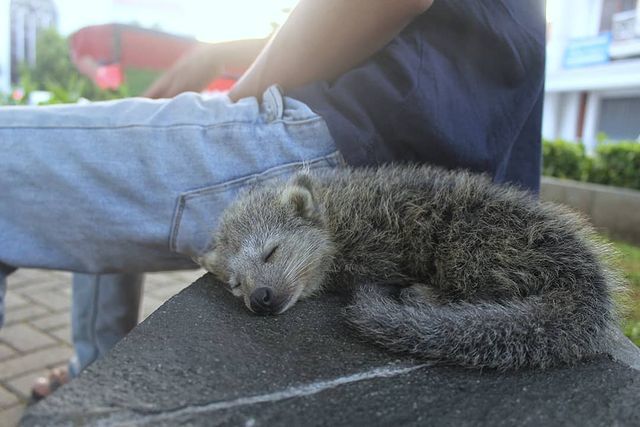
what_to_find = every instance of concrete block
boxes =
[541,177,640,245]
[23,275,640,426]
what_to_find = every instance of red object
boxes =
[206,78,236,92]
[69,24,245,92]
[205,66,245,92]
[70,24,199,72]
[95,64,124,90]
[11,88,24,101]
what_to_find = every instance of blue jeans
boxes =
[0,85,342,327]
[69,272,143,376]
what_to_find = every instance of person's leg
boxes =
[31,272,143,400]
[0,262,17,327]
[69,272,143,376]
[0,86,340,275]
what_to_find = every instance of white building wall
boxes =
[543,0,640,148]
[0,0,10,93]
[559,93,582,141]
[582,93,601,150]
[542,92,582,142]
[542,92,559,139]
[546,0,602,74]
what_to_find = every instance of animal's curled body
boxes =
[199,165,622,370]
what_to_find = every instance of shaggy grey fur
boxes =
[199,165,623,370]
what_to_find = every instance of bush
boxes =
[542,139,587,181]
[0,28,128,106]
[542,139,640,191]
[590,142,640,190]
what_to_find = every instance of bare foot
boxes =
[30,367,70,403]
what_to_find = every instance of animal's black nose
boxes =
[250,287,276,314]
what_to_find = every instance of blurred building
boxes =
[544,0,640,149]
[0,0,57,92]
[0,1,10,93]
[10,0,58,81]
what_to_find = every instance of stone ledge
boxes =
[22,274,640,426]
[541,176,640,245]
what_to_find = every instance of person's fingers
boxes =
[143,77,169,98]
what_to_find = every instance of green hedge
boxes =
[542,139,640,191]
[542,139,587,181]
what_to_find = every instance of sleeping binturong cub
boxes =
[197,165,623,370]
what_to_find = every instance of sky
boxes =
[53,0,298,41]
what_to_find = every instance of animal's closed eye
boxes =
[230,281,241,290]
[263,245,279,262]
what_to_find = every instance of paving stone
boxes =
[25,291,71,312]
[4,294,28,310]
[170,270,205,283]
[143,274,174,287]
[141,296,164,319]
[0,266,192,427]
[22,275,640,426]
[146,283,189,301]
[11,280,65,297]
[0,344,16,361]
[6,369,50,400]
[0,345,71,381]
[49,326,72,346]
[0,324,57,353]
[7,282,64,304]
[3,305,50,326]
[0,385,19,409]
[0,404,25,427]
[146,270,202,288]
[10,270,70,289]
[30,312,69,331]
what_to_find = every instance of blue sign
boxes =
[564,33,611,68]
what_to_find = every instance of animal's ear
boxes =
[280,173,320,221]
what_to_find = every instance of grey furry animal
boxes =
[198,165,622,370]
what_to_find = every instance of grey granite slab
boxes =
[22,274,640,426]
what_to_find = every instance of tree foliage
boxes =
[15,27,128,104]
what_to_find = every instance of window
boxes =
[598,97,640,140]
[600,0,638,32]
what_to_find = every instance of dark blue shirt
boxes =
[288,0,546,193]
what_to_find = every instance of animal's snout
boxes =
[250,287,282,315]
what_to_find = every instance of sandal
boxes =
[29,367,70,404]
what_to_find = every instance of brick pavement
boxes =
[0,268,203,427]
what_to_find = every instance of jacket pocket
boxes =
[169,151,344,258]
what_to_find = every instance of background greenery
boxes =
[614,240,640,346]
[543,138,640,190]
[0,28,128,106]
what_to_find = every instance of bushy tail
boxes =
[346,285,617,370]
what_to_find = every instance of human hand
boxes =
[144,39,266,99]
[143,44,222,99]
